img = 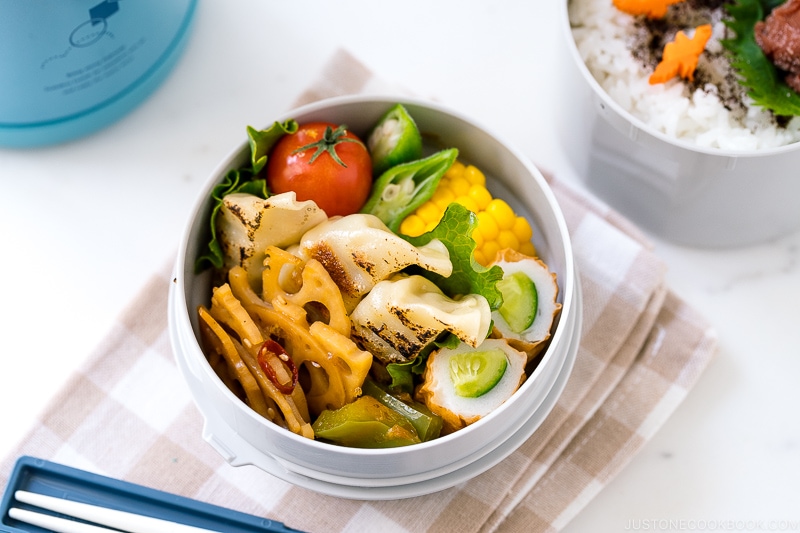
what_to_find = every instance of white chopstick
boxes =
[12,490,222,533]
[8,507,117,533]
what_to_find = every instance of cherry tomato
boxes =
[266,122,372,217]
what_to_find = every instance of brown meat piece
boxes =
[755,0,800,92]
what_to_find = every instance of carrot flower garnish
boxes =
[613,0,686,19]
[649,24,713,84]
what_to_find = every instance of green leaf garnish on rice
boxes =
[722,0,800,116]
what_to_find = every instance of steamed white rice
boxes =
[569,0,800,150]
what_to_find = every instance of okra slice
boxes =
[360,148,458,233]
[367,104,423,175]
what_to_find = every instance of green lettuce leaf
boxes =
[194,170,268,272]
[403,203,505,310]
[248,120,298,174]
[723,0,800,116]
[195,120,297,272]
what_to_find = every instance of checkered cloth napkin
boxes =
[0,49,718,532]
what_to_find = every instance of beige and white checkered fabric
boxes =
[0,49,717,533]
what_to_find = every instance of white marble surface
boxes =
[1,1,798,531]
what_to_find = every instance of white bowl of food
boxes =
[560,0,800,247]
[168,95,581,499]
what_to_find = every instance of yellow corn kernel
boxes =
[453,195,480,214]
[472,227,485,249]
[512,216,533,243]
[498,229,521,251]
[400,214,426,237]
[445,160,466,180]
[486,199,515,230]
[520,241,537,257]
[416,202,443,225]
[480,241,501,265]
[463,164,486,186]
[476,211,499,240]
[468,184,492,211]
[449,176,471,197]
[431,187,456,210]
[473,249,488,267]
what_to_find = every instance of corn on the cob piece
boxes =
[399,161,536,266]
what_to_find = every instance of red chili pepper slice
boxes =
[257,339,298,395]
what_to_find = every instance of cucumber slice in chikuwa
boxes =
[496,271,538,333]
[417,339,527,432]
[367,103,423,175]
[489,250,562,362]
[449,349,508,398]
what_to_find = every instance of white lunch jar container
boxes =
[168,95,582,499]
[559,0,800,248]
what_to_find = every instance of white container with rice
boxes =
[559,0,800,247]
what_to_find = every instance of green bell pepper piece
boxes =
[312,396,421,448]
[362,379,442,442]
[360,148,458,233]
